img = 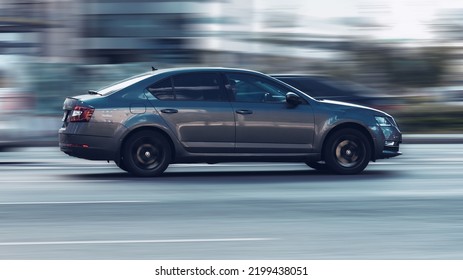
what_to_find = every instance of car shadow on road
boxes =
[0,161,37,165]
[63,169,400,184]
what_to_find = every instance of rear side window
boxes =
[147,78,174,100]
[173,73,225,101]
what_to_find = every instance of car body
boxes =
[271,74,400,111]
[59,67,401,176]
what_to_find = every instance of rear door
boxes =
[145,72,235,153]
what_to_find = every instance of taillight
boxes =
[69,105,94,122]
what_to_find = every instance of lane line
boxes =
[0,180,116,183]
[0,200,151,206]
[0,238,277,246]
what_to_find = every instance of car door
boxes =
[145,72,235,153]
[224,72,315,153]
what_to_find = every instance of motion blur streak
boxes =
[1,0,463,261]
[1,144,463,259]
[1,0,463,148]
[0,238,277,246]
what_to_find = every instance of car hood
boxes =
[317,99,390,116]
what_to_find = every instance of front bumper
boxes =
[381,146,402,158]
[376,126,402,159]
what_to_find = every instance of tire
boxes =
[305,161,328,171]
[115,160,128,172]
[122,131,171,177]
[323,128,371,175]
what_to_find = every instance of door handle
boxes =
[235,109,253,115]
[160,109,178,114]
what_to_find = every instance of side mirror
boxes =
[286,92,302,105]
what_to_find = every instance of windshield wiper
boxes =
[88,90,100,95]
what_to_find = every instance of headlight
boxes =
[375,116,396,127]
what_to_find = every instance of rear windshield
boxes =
[97,72,152,96]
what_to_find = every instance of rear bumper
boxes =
[59,132,116,160]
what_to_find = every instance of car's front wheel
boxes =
[305,161,328,171]
[122,131,171,177]
[324,128,371,175]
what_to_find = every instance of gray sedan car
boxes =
[59,67,401,176]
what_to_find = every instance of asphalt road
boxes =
[1,144,463,259]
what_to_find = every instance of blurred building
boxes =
[0,0,218,64]
[0,1,45,56]
[0,0,79,60]
[77,0,213,64]
[2,0,463,89]
[189,0,354,72]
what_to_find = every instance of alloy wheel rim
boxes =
[133,140,161,170]
[335,138,364,168]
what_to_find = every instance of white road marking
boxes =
[0,180,115,183]
[0,238,277,246]
[0,200,151,206]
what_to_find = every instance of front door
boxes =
[224,72,315,153]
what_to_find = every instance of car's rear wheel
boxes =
[115,160,128,172]
[324,128,371,175]
[122,131,171,177]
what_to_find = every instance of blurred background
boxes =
[2,0,463,148]
[2,0,463,261]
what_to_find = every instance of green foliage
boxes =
[354,45,448,87]
[394,106,463,133]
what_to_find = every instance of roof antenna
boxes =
[151,66,158,71]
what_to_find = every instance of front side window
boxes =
[225,73,287,103]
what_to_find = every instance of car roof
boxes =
[270,74,329,78]
[149,67,267,76]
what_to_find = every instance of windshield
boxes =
[97,72,152,95]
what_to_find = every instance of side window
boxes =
[147,78,174,100]
[225,73,287,103]
[173,72,225,101]
[121,91,149,100]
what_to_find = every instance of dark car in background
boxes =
[59,67,401,176]
[272,74,399,111]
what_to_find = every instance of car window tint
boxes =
[147,78,174,100]
[173,73,224,101]
[121,91,149,100]
[225,73,287,103]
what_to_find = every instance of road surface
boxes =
[0,144,462,259]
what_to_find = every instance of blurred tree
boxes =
[353,44,448,87]
[388,48,447,87]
